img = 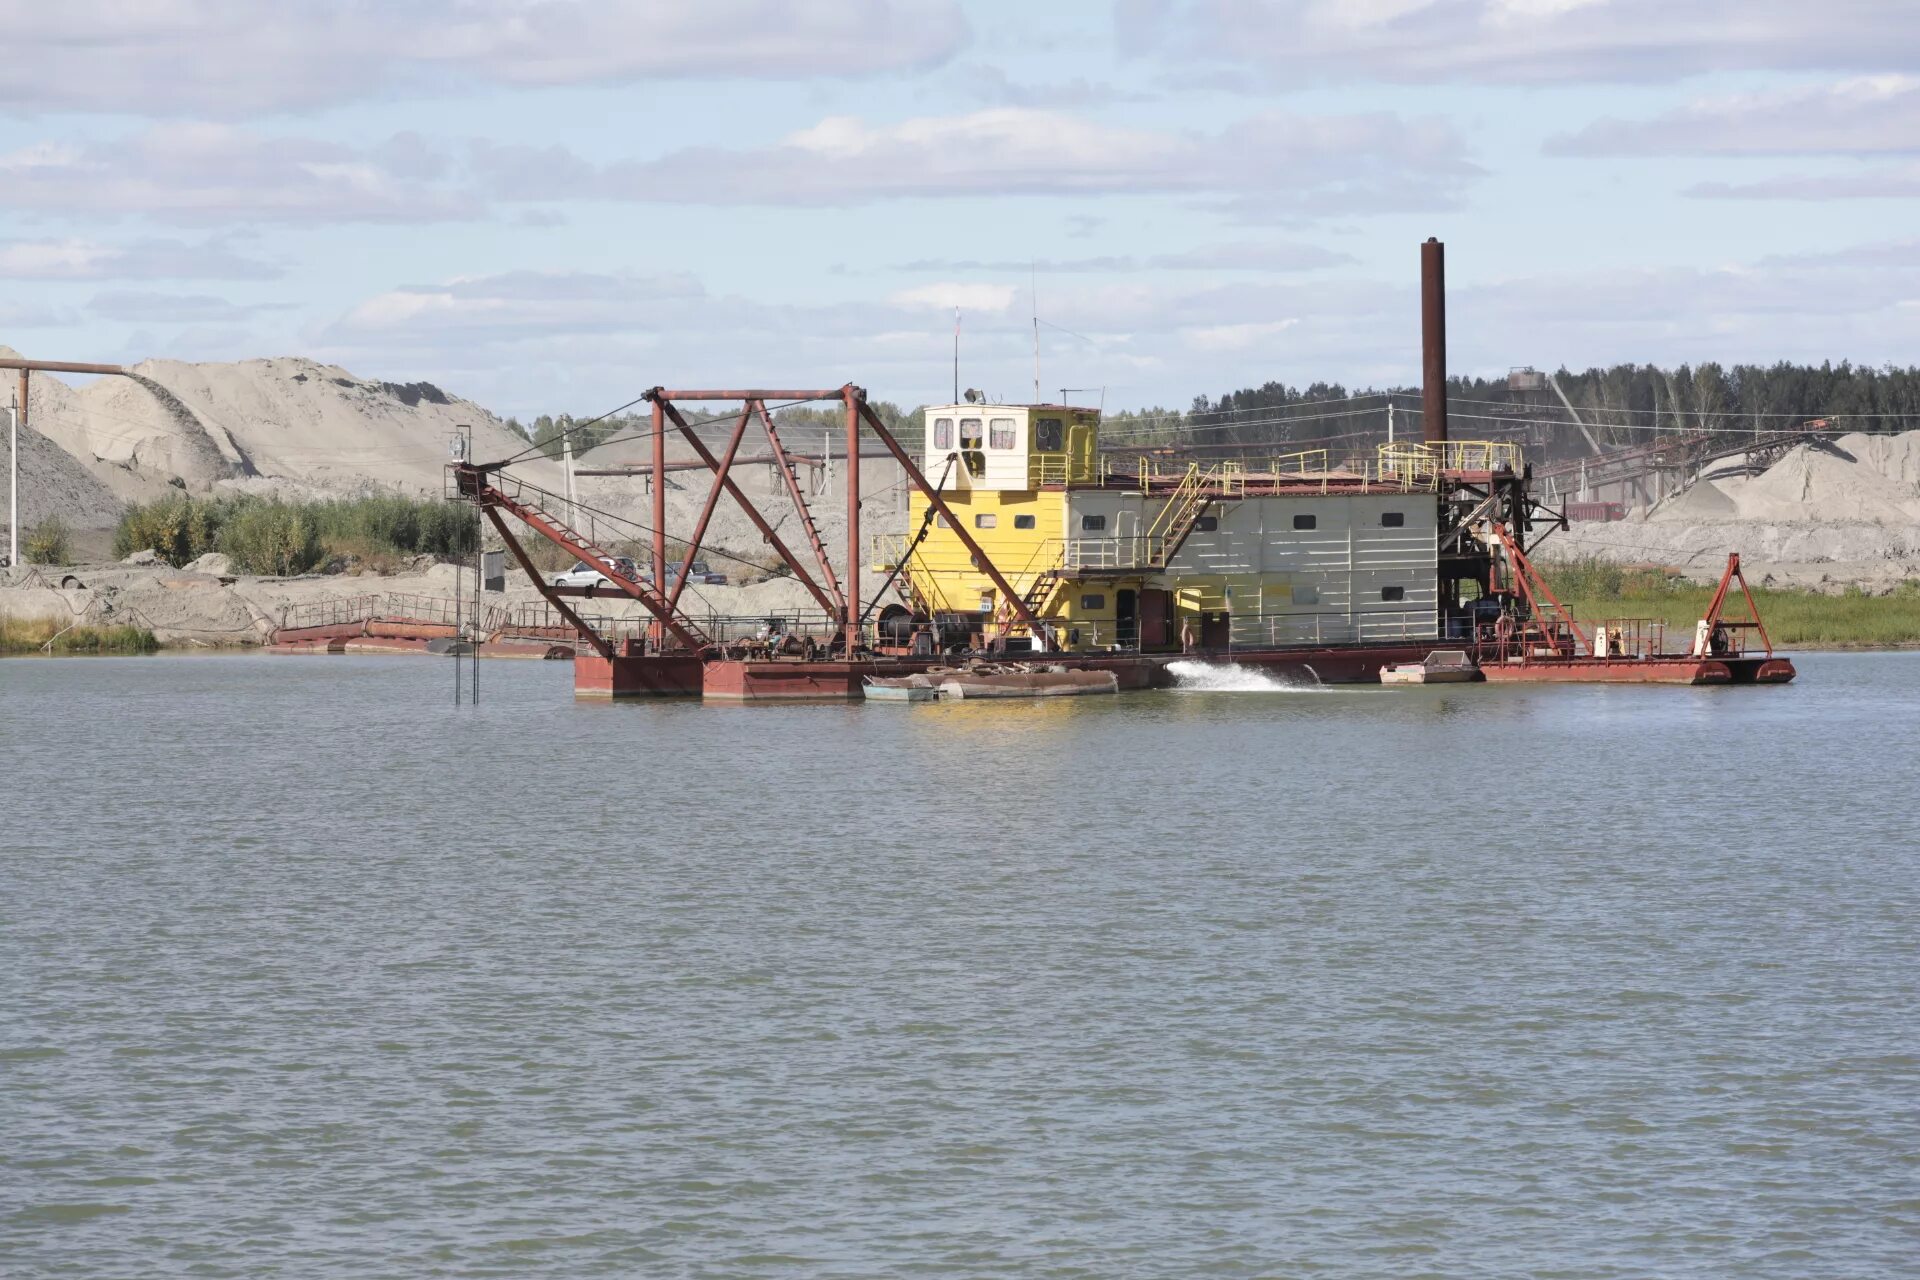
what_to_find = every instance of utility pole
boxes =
[562,430,577,529]
[7,395,16,569]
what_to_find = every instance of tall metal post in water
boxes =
[844,386,861,656]
[1422,237,1448,446]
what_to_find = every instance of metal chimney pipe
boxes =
[1421,237,1448,445]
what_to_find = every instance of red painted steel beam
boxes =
[650,395,667,647]
[654,389,848,402]
[665,406,752,615]
[1493,521,1587,653]
[572,450,894,478]
[474,473,707,651]
[754,400,845,615]
[482,506,614,659]
[657,400,840,618]
[856,398,1042,631]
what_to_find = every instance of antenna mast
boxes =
[1031,262,1041,404]
[953,307,961,405]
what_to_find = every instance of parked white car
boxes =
[550,556,641,589]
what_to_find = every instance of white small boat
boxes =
[862,678,938,702]
[863,664,1120,702]
[1380,649,1479,685]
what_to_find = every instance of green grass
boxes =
[1542,558,1920,649]
[0,617,160,655]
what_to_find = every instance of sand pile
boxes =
[1651,431,1920,525]
[0,419,127,542]
[13,348,566,502]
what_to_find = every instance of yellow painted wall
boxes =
[904,488,1064,614]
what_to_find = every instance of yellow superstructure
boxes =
[876,402,1455,652]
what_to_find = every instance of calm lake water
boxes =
[3,652,1917,1278]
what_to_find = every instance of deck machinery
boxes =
[449,240,1793,697]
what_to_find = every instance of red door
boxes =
[1140,588,1172,648]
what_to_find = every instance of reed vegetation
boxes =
[0,616,159,655]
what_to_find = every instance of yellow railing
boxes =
[1378,439,1523,476]
[1269,449,1328,475]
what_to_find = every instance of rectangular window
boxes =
[989,418,1017,450]
[1381,511,1405,528]
[935,514,952,528]
[1292,584,1319,605]
[1013,514,1036,529]
[1382,586,1406,602]
[1035,417,1064,452]
[1195,515,1219,532]
[1293,513,1317,530]
[932,417,954,450]
[1080,594,1106,610]
[974,513,997,529]
[959,418,983,448]
[1080,513,1107,532]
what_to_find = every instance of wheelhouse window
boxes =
[932,417,954,450]
[1381,511,1406,528]
[1080,594,1106,610]
[989,418,1017,450]
[974,513,997,528]
[1382,586,1406,602]
[1292,584,1319,605]
[959,418,985,476]
[1293,513,1317,530]
[1080,514,1107,532]
[1013,514,1036,529]
[1035,417,1064,452]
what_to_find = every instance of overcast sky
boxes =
[1,0,1916,419]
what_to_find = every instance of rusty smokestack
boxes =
[1421,236,1448,445]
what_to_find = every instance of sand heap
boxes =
[0,419,128,546]
[1545,430,1920,590]
[12,348,557,513]
[1650,431,1920,525]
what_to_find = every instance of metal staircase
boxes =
[471,474,711,651]
[1144,464,1216,568]
[756,404,846,616]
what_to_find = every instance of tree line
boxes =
[1107,361,1920,461]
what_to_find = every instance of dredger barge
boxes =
[438,238,1793,699]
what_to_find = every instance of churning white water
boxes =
[1164,660,1323,692]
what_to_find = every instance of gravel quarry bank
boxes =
[1536,431,1920,592]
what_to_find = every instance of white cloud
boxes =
[1550,76,1920,155]
[0,236,281,281]
[0,1,970,116]
[896,242,1355,273]
[1122,0,1920,84]
[1184,318,1301,351]
[553,107,1477,213]
[889,282,1021,311]
[330,270,705,341]
[0,126,477,224]
[1688,163,1920,201]
[86,291,283,323]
